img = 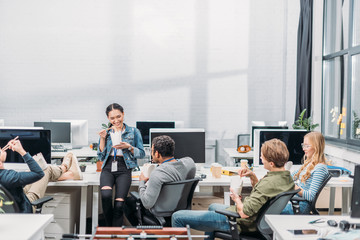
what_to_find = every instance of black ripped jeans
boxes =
[100,156,132,226]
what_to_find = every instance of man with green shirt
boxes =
[172,139,295,239]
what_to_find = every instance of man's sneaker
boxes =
[32,152,48,170]
[68,154,83,180]
[62,152,73,171]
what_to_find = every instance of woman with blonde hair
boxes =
[281,131,329,214]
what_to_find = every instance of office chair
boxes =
[214,189,300,240]
[291,173,332,215]
[130,178,200,226]
[0,184,53,214]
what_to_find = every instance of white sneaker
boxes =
[68,153,83,180]
[32,152,48,170]
[62,152,73,171]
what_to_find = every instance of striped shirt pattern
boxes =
[292,163,329,202]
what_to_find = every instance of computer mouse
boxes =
[327,219,338,227]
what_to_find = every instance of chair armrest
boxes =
[214,209,240,240]
[31,196,53,214]
[290,196,307,215]
[130,191,140,200]
[215,209,240,219]
[31,196,53,207]
[291,196,306,202]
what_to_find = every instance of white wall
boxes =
[0,0,299,163]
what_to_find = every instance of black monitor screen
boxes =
[34,122,71,144]
[0,129,51,163]
[251,126,288,147]
[136,121,175,145]
[258,130,309,165]
[150,130,205,163]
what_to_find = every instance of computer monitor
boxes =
[150,128,205,163]
[250,126,289,147]
[51,120,89,148]
[253,129,309,166]
[0,126,43,130]
[136,121,175,146]
[0,128,51,163]
[34,122,71,147]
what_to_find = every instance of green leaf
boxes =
[293,108,319,131]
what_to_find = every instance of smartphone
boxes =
[287,229,319,236]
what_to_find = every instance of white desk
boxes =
[265,215,360,240]
[5,163,353,237]
[327,176,353,215]
[82,165,354,234]
[0,214,53,240]
[82,165,250,234]
[47,180,88,236]
[224,148,254,160]
[51,147,97,159]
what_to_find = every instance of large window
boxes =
[323,0,360,146]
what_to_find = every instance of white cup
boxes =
[240,159,248,169]
[230,176,243,195]
[285,161,293,171]
[211,163,222,178]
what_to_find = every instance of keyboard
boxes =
[51,145,67,152]
[136,225,163,229]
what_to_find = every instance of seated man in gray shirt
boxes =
[124,135,196,226]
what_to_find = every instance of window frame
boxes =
[322,0,360,148]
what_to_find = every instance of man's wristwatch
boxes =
[128,146,133,151]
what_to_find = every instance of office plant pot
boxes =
[80,165,87,172]
[96,161,103,172]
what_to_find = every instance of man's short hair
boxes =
[152,135,175,157]
[260,138,289,167]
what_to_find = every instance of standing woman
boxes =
[97,103,145,226]
[282,131,329,214]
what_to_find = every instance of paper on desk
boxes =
[323,229,360,239]
[131,171,140,181]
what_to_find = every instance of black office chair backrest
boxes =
[149,178,200,217]
[256,189,300,237]
[0,184,20,213]
[311,173,331,214]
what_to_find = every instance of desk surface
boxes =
[265,215,360,240]
[224,148,254,159]
[0,214,53,240]
[51,147,97,158]
[4,163,353,188]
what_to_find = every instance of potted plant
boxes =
[79,164,87,172]
[91,157,103,172]
[353,111,360,139]
[293,109,319,131]
[89,143,98,151]
[0,189,15,213]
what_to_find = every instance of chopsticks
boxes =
[1,136,19,151]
